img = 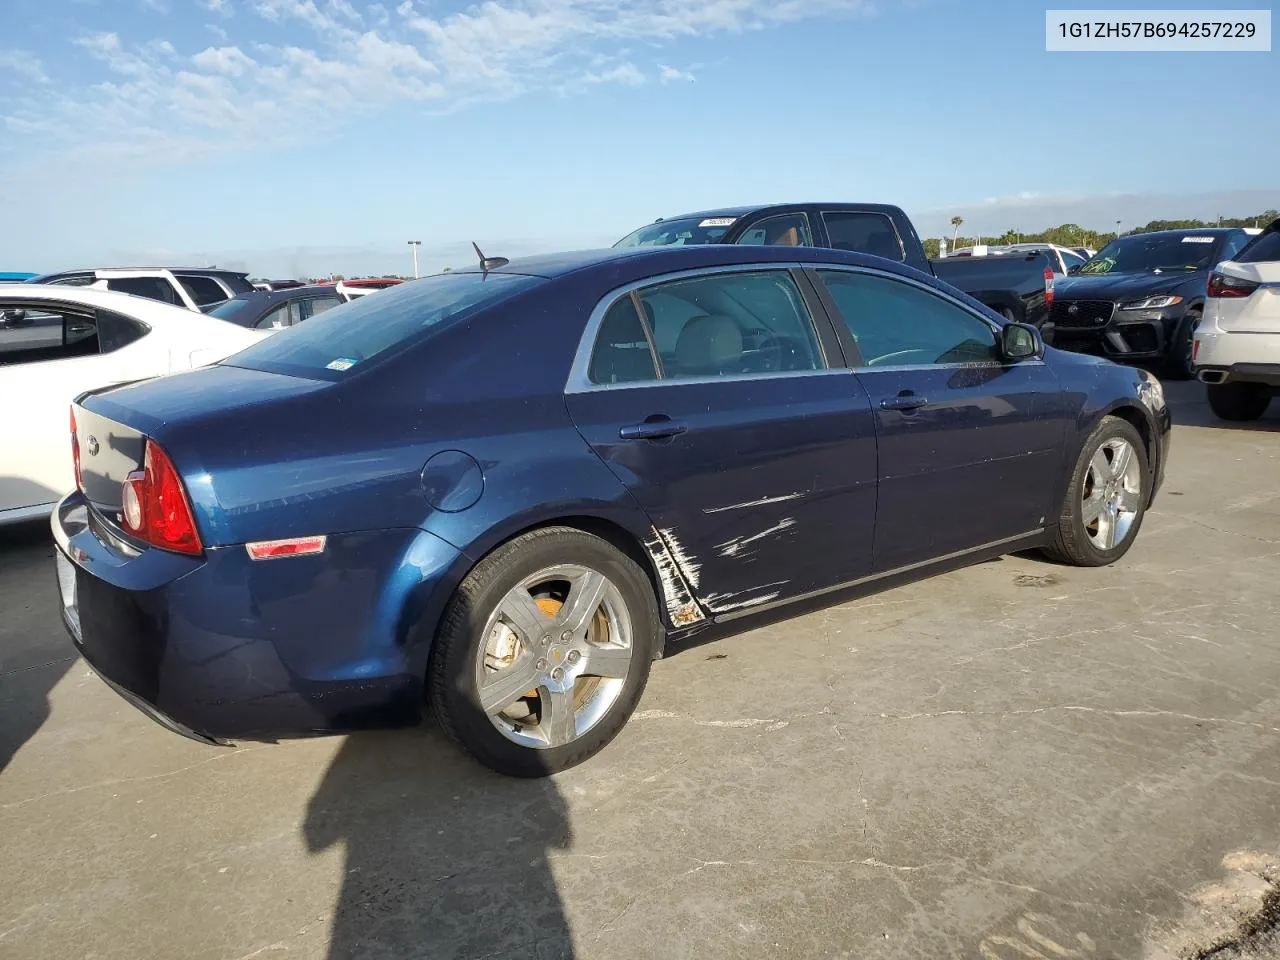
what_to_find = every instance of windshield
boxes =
[1079,233,1223,275]
[207,297,254,320]
[613,216,736,248]
[224,271,542,379]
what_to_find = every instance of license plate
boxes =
[56,550,82,642]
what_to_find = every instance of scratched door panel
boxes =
[565,373,877,614]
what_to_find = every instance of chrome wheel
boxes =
[475,564,634,750]
[1081,437,1142,550]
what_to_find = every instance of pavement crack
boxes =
[872,704,1280,733]
[0,655,77,681]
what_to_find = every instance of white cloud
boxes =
[585,62,645,86]
[1,0,878,184]
[0,50,49,84]
[140,0,169,12]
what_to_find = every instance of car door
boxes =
[810,266,1069,572]
[0,302,151,516]
[565,265,878,615]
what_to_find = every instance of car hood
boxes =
[1057,270,1205,302]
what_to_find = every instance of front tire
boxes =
[1163,309,1201,381]
[1207,381,1271,422]
[428,526,660,777]
[1042,416,1149,567]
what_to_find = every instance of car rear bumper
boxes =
[1194,318,1280,385]
[52,491,464,741]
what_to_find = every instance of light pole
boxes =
[1115,219,1122,238]
[407,240,421,279]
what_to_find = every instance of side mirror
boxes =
[1067,264,1081,275]
[1001,321,1042,361]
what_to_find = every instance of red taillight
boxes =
[1192,339,1200,363]
[1207,271,1260,299]
[1044,267,1055,306]
[70,406,82,491]
[120,439,203,555]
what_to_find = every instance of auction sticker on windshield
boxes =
[1181,237,1215,243]
[699,218,737,228]
[325,358,357,371]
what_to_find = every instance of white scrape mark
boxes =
[715,518,797,558]
[642,528,705,626]
[656,527,701,589]
[703,580,789,613]
[633,709,788,731]
[702,492,804,514]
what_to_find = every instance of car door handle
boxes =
[619,418,688,441]
[880,395,929,411]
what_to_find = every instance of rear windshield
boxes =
[1237,229,1280,264]
[223,271,542,379]
[614,216,735,248]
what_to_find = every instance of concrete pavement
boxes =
[2,381,1279,959]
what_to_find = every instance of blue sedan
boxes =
[53,245,1170,776]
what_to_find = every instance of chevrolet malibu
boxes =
[53,245,1170,777]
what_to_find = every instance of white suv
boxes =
[1193,219,1280,421]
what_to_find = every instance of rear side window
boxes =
[1236,230,1280,264]
[303,296,342,319]
[97,309,149,352]
[0,305,100,365]
[823,212,905,262]
[176,275,230,306]
[634,270,825,379]
[227,272,542,379]
[107,276,180,305]
[255,303,292,329]
[589,297,658,385]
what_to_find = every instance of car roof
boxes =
[32,267,249,280]
[459,243,930,282]
[648,202,905,223]
[0,281,224,326]
[1118,227,1242,240]
[225,285,341,304]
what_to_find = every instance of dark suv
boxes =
[1049,228,1254,379]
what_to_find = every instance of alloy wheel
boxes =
[475,564,634,749]
[1081,438,1142,550]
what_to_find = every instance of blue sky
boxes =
[0,0,1276,277]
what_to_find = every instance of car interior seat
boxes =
[674,314,744,376]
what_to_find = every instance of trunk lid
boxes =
[73,403,146,514]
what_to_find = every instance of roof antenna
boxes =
[471,242,509,274]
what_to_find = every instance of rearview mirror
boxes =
[1001,322,1042,361]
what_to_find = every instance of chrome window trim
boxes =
[809,263,1047,372]
[712,528,1044,623]
[565,261,836,395]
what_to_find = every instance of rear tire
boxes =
[1207,381,1272,422]
[1042,416,1149,567]
[428,526,660,777]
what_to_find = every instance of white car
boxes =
[1194,218,1280,421]
[0,283,269,525]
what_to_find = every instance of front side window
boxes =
[823,212,905,262]
[1060,250,1087,272]
[256,303,292,329]
[817,270,1000,367]
[634,270,825,379]
[176,275,230,306]
[734,214,813,248]
[0,304,100,365]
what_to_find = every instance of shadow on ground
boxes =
[305,727,574,960]
[0,518,73,774]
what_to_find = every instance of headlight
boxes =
[1137,369,1165,412]
[1120,294,1183,310]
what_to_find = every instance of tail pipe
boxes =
[1198,369,1227,385]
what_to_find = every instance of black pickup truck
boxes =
[931,252,1055,328]
[614,203,1050,326]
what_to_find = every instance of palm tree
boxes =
[950,216,964,249]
